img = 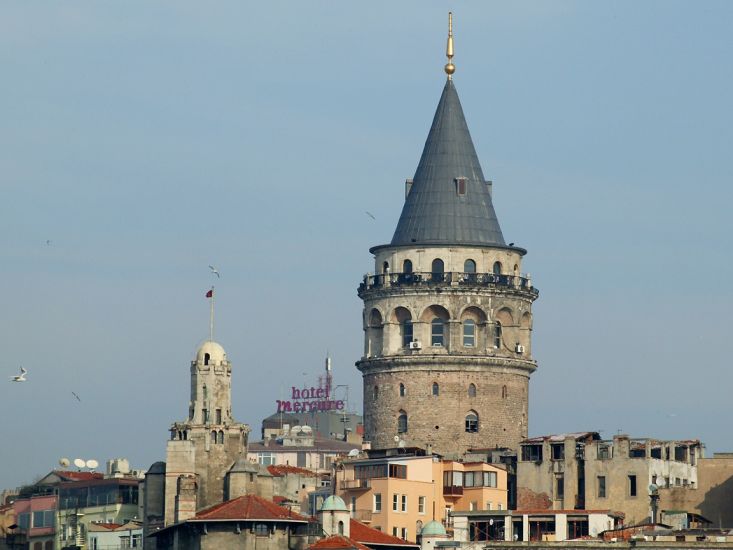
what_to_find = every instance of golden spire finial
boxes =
[445,12,455,79]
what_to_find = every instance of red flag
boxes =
[206,289,213,298]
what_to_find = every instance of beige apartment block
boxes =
[517,432,703,525]
[335,450,507,541]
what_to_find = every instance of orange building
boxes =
[335,449,506,541]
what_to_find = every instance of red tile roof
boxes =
[267,464,318,477]
[193,495,309,522]
[350,519,419,546]
[310,535,370,550]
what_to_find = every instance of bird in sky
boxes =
[46,239,52,246]
[365,211,376,220]
[209,265,220,278]
[72,391,81,402]
[9,367,27,382]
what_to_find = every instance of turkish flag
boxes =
[206,289,213,298]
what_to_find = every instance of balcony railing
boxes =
[359,272,536,294]
[352,509,373,523]
[342,479,370,490]
[443,485,464,496]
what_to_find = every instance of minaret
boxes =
[356,13,539,457]
[163,292,250,525]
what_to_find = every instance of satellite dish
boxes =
[348,449,360,457]
[489,519,494,526]
[649,483,658,494]
[59,458,70,468]
[394,435,400,442]
[86,459,99,470]
[73,458,85,469]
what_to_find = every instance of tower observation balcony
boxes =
[358,271,538,298]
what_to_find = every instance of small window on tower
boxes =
[216,409,222,424]
[455,177,468,196]
[204,353,210,366]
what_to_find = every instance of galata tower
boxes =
[357,14,539,458]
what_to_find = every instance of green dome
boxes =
[420,520,447,537]
[321,495,348,512]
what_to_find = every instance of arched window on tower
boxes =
[218,430,224,444]
[398,410,408,433]
[211,430,217,444]
[431,258,445,282]
[432,382,440,396]
[383,261,390,274]
[431,318,444,347]
[204,353,210,366]
[338,521,344,535]
[402,319,413,348]
[403,259,413,274]
[373,385,379,400]
[399,383,406,397]
[202,384,207,401]
[468,383,476,398]
[494,321,502,349]
[493,261,502,275]
[465,411,479,433]
[464,259,476,273]
[463,319,476,347]
[502,385,508,399]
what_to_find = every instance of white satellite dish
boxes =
[59,458,71,468]
[348,449,360,457]
[73,458,85,469]
[393,435,400,442]
[86,459,99,470]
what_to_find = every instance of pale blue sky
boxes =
[1,1,732,490]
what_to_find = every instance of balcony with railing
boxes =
[359,272,537,295]
[443,485,464,496]
[341,479,370,490]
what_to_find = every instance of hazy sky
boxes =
[2,1,732,491]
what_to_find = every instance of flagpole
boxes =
[209,286,215,341]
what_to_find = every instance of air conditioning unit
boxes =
[515,344,525,354]
[409,341,422,350]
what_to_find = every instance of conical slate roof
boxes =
[390,79,505,247]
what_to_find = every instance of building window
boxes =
[338,521,344,535]
[431,318,444,346]
[486,501,492,510]
[456,177,467,196]
[403,259,413,274]
[465,412,479,433]
[258,453,275,466]
[399,383,406,397]
[351,496,357,511]
[254,524,269,536]
[551,444,565,461]
[463,319,475,347]
[468,383,476,398]
[521,445,543,462]
[373,385,379,400]
[398,411,408,433]
[556,476,564,499]
[374,493,382,512]
[494,321,502,349]
[211,430,217,444]
[501,385,508,399]
[493,261,502,275]
[215,409,222,424]
[464,259,476,273]
[598,476,606,498]
[217,430,224,444]
[401,527,408,540]
[204,352,210,365]
[393,494,399,512]
[392,527,399,537]
[418,496,425,514]
[401,320,413,347]
[382,261,389,274]
[401,494,407,512]
[432,382,439,396]
[416,520,423,536]
[629,475,637,497]
[202,409,208,423]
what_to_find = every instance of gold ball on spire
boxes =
[444,62,455,76]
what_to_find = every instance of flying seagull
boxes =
[10,367,27,382]
[46,239,52,246]
[365,211,376,220]
[72,391,81,402]
[208,265,220,278]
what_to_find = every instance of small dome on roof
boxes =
[229,457,259,474]
[421,520,447,537]
[320,495,348,512]
[147,462,166,475]
[195,340,226,364]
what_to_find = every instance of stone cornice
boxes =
[356,355,537,377]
